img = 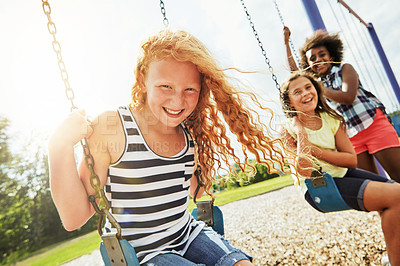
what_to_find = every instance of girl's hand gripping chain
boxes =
[50,109,93,147]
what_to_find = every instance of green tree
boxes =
[12,131,98,252]
[0,117,27,261]
[0,117,98,264]
[252,163,280,183]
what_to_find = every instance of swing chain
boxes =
[41,0,77,112]
[240,0,280,91]
[159,0,169,27]
[41,0,121,238]
[272,0,300,66]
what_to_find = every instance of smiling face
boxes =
[305,46,333,77]
[140,58,201,130]
[288,76,319,116]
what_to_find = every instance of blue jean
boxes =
[144,226,252,266]
[305,168,394,212]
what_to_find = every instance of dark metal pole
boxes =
[301,0,326,31]
[367,22,400,105]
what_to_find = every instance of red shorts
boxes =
[349,109,400,154]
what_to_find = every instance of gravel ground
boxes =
[63,185,387,265]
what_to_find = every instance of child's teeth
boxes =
[166,108,181,114]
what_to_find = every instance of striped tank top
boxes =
[104,106,204,264]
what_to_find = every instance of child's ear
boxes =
[138,72,146,92]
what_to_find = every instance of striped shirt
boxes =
[104,106,204,264]
[322,64,388,138]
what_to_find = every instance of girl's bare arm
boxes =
[310,123,357,169]
[48,110,112,231]
[281,126,313,177]
[322,64,358,105]
[283,26,299,72]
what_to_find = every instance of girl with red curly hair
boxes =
[48,29,288,265]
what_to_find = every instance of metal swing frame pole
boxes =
[335,0,400,107]
[300,0,326,31]
[367,23,400,106]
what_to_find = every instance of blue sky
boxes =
[1,0,399,146]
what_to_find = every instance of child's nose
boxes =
[316,56,324,62]
[171,91,185,107]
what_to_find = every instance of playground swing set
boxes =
[239,0,351,213]
[41,0,398,265]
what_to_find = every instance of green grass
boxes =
[16,231,101,266]
[17,175,293,265]
[188,174,293,211]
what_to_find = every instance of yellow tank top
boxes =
[283,112,347,194]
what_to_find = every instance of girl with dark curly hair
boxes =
[283,27,400,183]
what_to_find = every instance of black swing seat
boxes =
[191,200,225,236]
[305,171,351,213]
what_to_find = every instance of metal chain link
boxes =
[273,0,301,66]
[42,0,77,111]
[240,0,280,91]
[41,0,120,237]
[159,0,169,27]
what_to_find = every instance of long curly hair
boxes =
[299,30,344,72]
[130,29,288,195]
[279,71,345,181]
[280,71,345,124]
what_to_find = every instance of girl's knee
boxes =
[384,183,400,209]
[364,182,400,211]
[233,259,253,266]
[389,182,400,198]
